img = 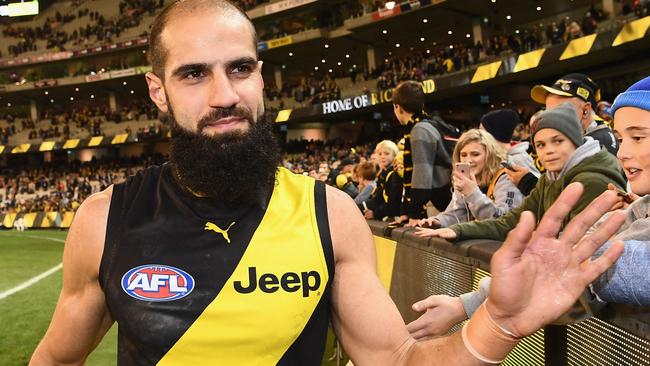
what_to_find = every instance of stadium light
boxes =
[385,1,395,10]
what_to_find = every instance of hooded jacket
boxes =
[434,174,523,227]
[450,138,625,241]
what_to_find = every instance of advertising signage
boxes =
[321,79,435,115]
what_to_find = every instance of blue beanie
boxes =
[611,76,650,117]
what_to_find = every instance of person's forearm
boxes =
[401,331,487,366]
[460,277,491,318]
[592,240,650,306]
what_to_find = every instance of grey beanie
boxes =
[533,103,584,147]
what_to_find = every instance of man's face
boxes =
[393,104,408,125]
[614,107,650,195]
[545,94,590,130]
[147,9,264,136]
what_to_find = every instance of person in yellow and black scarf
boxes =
[392,81,452,226]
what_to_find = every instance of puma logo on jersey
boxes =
[205,221,235,244]
[233,267,321,298]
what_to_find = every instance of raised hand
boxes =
[486,183,625,337]
[452,170,478,196]
[504,163,530,186]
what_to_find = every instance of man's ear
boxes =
[145,72,169,113]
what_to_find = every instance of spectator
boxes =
[418,103,625,241]
[353,161,377,208]
[365,140,403,221]
[531,73,619,155]
[480,109,541,196]
[392,81,452,225]
[415,129,523,229]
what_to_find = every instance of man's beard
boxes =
[166,106,281,206]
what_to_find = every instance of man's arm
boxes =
[327,183,625,364]
[30,187,114,365]
[326,185,483,365]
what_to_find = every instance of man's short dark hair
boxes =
[393,81,425,114]
[148,0,258,80]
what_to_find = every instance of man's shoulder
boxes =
[77,185,114,218]
[323,184,373,263]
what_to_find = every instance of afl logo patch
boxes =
[121,264,195,302]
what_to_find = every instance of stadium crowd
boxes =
[0,154,165,215]
[3,0,165,57]
[0,97,161,143]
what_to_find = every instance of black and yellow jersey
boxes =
[99,164,334,365]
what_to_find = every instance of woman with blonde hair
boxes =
[418,129,524,228]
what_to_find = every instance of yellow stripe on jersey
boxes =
[158,168,329,365]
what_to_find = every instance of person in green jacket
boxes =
[415,102,626,241]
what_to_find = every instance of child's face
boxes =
[534,129,577,173]
[375,147,396,169]
[614,107,650,195]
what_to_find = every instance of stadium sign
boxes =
[322,94,371,114]
[264,0,316,15]
[109,68,137,78]
[0,1,39,17]
[257,36,293,51]
[322,79,435,115]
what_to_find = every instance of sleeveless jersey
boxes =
[99,164,334,365]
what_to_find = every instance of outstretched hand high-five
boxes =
[486,183,626,337]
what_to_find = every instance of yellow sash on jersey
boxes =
[158,168,329,365]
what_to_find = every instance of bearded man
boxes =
[30,1,625,365]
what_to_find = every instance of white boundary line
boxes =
[0,233,66,300]
[0,232,66,243]
[0,263,63,300]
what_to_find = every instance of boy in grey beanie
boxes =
[532,103,584,148]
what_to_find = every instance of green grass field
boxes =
[0,230,347,365]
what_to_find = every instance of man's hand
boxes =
[414,227,457,239]
[407,295,467,341]
[486,183,626,337]
[505,164,530,186]
[364,209,375,219]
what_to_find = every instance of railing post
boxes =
[544,325,568,365]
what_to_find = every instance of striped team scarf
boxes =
[401,111,429,206]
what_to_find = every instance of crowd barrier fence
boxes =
[367,220,650,366]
